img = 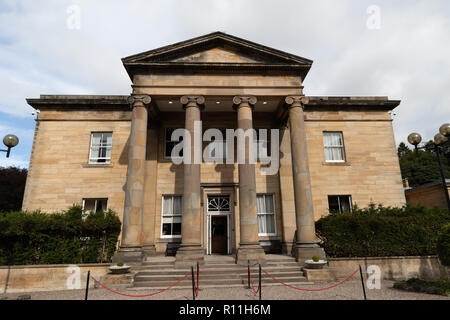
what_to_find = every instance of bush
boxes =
[315,204,450,258]
[0,205,121,265]
[437,224,450,266]
[394,278,450,296]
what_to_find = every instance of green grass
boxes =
[394,278,450,296]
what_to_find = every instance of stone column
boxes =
[285,96,325,262]
[278,124,297,255]
[141,124,159,258]
[113,94,151,262]
[175,95,205,267]
[233,96,266,265]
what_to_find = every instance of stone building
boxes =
[405,179,450,209]
[23,32,406,265]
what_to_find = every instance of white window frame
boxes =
[160,195,183,239]
[323,131,346,163]
[88,132,113,164]
[328,195,353,214]
[82,198,108,213]
[256,194,277,236]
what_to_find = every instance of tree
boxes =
[398,142,450,188]
[397,142,411,158]
[0,166,28,212]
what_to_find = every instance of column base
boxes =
[112,246,143,263]
[281,242,295,257]
[142,244,157,260]
[294,242,326,264]
[174,245,205,269]
[236,243,266,266]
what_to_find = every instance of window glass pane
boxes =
[340,196,352,212]
[256,195,265,214]
[328,196,340,213]
[162,223,171,236]
[91,134,101,146]
[173,196,182,215]
[257,215,266,234]
[162,197,172,216]
[172,223,181,235]
[265,195,274,213]
[266,214,275,234]
[84,199,95,212]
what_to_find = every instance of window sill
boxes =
[322,161,350,166]
[258,233,277,237]
[83,163,113,168]
[157,237,182,242]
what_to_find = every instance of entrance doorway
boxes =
[206,195,231,255]
[211,216,227,254]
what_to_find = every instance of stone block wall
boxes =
[304,110,406,220]
[22,110,130,218]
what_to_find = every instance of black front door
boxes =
[211,216,227,254]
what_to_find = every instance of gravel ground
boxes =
[1,280,449,300]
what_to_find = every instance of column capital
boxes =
[285,96,309,109]
[127,94,151,108]
[180,95,205,110]
[232,96,257,111]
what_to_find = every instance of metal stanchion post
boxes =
[85,270,90,301]
[259,264,262,301]
[191,266,196,301]
[359,265,367,300]
[247,260,250,289]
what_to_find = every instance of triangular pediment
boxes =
[170,47,264,64]
[122,32,313,79]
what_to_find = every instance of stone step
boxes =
[134,276,307,288]
[136,266,302,275]
[142,261,175,266]
[131,281,313,290]
[135,271,305,282]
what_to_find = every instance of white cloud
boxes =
[0,0,449,155]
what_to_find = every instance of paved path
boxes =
[1,280,449,300]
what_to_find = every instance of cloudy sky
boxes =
[0,0,449,168]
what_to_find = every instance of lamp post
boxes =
[408,123,450,211]
[1,134,19,158]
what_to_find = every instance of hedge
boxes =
[437,224,450,266]
[315,204,450,258]
[0,205,121,265]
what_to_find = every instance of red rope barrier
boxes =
[262,268,359,292]
[90,271,191,298]
[248,264,260,294]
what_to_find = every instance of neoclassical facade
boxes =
[23,32,406,265]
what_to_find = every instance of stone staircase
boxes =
[133,254,312,289]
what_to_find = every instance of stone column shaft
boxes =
[285,96,325,262]
[141,125,159,258]
[113,94,151,262]
[233,96,266,265]
[175,95,205,267]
